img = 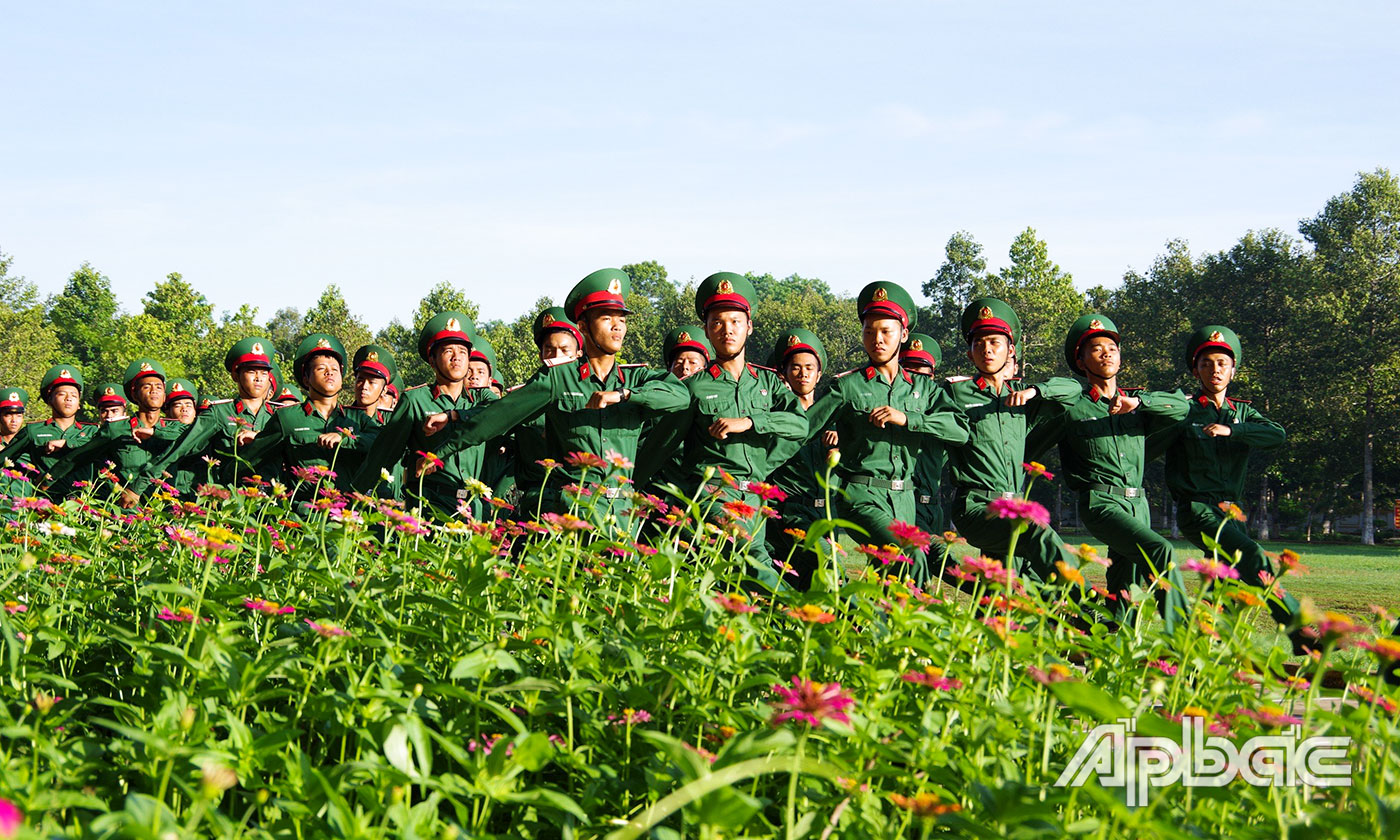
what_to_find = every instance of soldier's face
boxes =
[782,352,822,397]
[1077,336,1121,379]
[583,310,627,356]
[236,367,271,400]
[704,308,752,359]
[0,410,24,435]
[901,359,934,379]
[862,317,908,365]
[968,332,1013,375]
[431,342,471,382]
[670,350,707,380]
[165,398,196,424]
[379,390,399,411]
[303,354,342,398]
[48,385,81,418]
[355,373,386,407]
[132,376,166,411]
[99,404,127,421]
[466,361,493,388]
[1194,352,1235,393]
[539,330,580,364]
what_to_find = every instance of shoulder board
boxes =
[206,398,234,406]
[1121,386,1145,395]
[506,383,526,393]
[619,362,648,369]
[543,356,572,368]
[748,363,777,374]
[833,368,861,379]
[944,375,973,383]
[1232,397,1252,405]
[405,383,430,391]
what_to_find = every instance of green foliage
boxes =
[983,227,1087,381]
[0,250,62,417]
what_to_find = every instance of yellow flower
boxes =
[1055,561,1085,586]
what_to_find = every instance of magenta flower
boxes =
[305,619,350,638]
[243,598,295,616]
[1181,558,1241,581]
[769,676,855,728]
[290,465,336,482]
[713,593,761,614]
[857,544,911,566]
[1240,705,1302,728]
[748,482,788,503]
[607,708,653,726]
[158,606,198,623]
[1027,664,1076,684]
[1147,659,1178,676]
[987,497,1050,529]
[901,667,964,691]
[602,450,634,470]
[888,520,933,552]
[0,796,21,837]
[565,451,609,470]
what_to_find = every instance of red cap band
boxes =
[860,301,909,327]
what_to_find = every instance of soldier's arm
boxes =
[755,383,809,440]
[628,369,689,412]
[148,412,223,476]
[1232,403,1286,451]
[1031,376,1084,405]
[634,404,694,489]
[350,402,418,493]
[237,416,286,478]
[1134,389,1190,423]
[439,369,553,453]
[799,383,845,444]
[905,388,971,445]
[42,421,127,484]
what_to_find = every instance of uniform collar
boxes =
[1195,392,1235,410]
[234,398,273,415]
[706,361,757,380]
[862,365,912,384]
[1087,384,1104,403]
[130,416,166,430]
[577,358,624,384]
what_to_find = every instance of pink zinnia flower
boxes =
[1147,659,1178,676]
[857,544,911,566]
[722,500,757,520]
[305,619,350,638]
[1181,558,1241,582]
[607,708,653,726]
[987,497,1050,529]
[769,676,855,727]
[748,482,788,503]
[888,520,932,552]
[0,797,20,837]
[1022,461,1055,480]
[1027,664,1075,684]
[158,606,198,623]
[1240,705,1302,727]
[714,593,760,614]
[243,598,295,616]
[901,666,964,691]
[540,512,594,532]
[565,451,608,470]
[602,450,634,470]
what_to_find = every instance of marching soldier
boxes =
[466,332,514,496]
[664,325,713,380]
[161,378,206,495]
[350,311,498,514]
[382,375,403,412]
[349,344,398,424]
[899,333,952,539]
[802,283,970,584]
[0,388,27,453]
[3,365,97,497]
[1029,315,1190,632]
[160,337,280,484]
[92,383,128,422]
[506,307,585,517]
[942,298,1081,582]
[467,334,503,395]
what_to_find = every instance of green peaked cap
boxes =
[1185,325,1243,371]
[123,359,167,395]
[165,378,198,404]
[772,327,827,371]
[418,311,476,361]
[0,387,29,410]
[93,382,126,407]
[352,344,398,382]
[900,333,942,369]
[663,325,714,366]
[293,333,347,381]
[856,281,917,329]
[532,306,583,348]
[224,337,275,372]
[40,364,84,398]
[960,297,1021,346]
[694,272,756,319]
[1064,313,1121,374]
[565,269,633,321]
[468,332,498,373]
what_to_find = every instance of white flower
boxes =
[380,468,396,484]
[45,522,77,537]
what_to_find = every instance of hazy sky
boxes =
[3,1,1396,327]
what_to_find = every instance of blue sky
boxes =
[3,1,1397,327]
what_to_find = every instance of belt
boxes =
[1087,484,1143,499]
[704,480,752,495]
[957,485,1016,500]
[845,475,910,491]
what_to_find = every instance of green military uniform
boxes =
[507,308,585,518]
[0,387,32,496]
[347,344,399,481]
[435,272,689,529]
[351,344,399,418]
[3,366,98,498]
[351,311,498,513]
[764,328,835,590]
[1153,325,1300,631]
[92,382,127,415]
[1029,315,1190,631]
[901,333,951,538]
[0,388,30,453]
[803,285,970,583]
[160,379,208,494]
[643,325,715,498]
[468,333,516,498]
[159,338,282,484]
[943,299,1080,581]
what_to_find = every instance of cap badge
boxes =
[6,392,16,401]
[316,338,332,350]
[718,278,734,294]
[366,351,379,362]
[607,278,622,295]
[873,287,889,302]
[1209,330,1224,342]
[910,339,923,351]
[446,317,462,332]
[139,362,154,373]
[679,331,692,343]
[979,306,993,320]
[103,387,115,396]
[787,334,800,347]
[1089,319,1103,330]
[252,342,264,355]
[60,370,71,379]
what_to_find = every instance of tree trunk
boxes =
[1256,472,1271,541]
[1362,384,1375,545]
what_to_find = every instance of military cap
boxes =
[772,327,827,371]
[565,268,634,321]
[663,325,714,367]
[418,311,475,361]
[532,306,583,348]
[224,337,275,372]
[123,358,167,396]
[293,333,347,382]
[900,333,942,370]
[960,297,1022,346]
[386,374,403,399]
[272,380,303,404]
[468,332,498,373]
[694,272,755,319]
[40,364,85,398]
[269,357,288,395]
[1064,313,1121,374]
[856,281,917,329]
[93,382,127,408]
[1185,324,1243,370]
[0,387,29,411]
[352,344,398,382]
[165,378,198,404]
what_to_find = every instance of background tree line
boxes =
[2,170,1396,543]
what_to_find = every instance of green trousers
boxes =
[951,490,1070,582]
[1079,491,1188,633]
[838,483,931,584]
[1177,500,1300,629]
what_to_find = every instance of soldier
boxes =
[802,283,970,584]
[381,375,403,412]
[92,383,128,422]
[1028,314,1190,632]
[160,337,280,484]
[238,334,373,495]
[349,344,399,422]
[423,269,689,530]
[268,357,304,407]
[765,328,836,590]
[3,365,97,497]
[0,388,27,452]
[1153,325,1305,647]
[467,334,504,396]
[505,307,584,517]
[664,325,713,380]
[466,332,514,496]
[942,298,1081,582]
[161,378,206,495]
[899,333,952,539]
[350,311,498,514]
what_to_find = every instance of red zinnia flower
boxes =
[987,497,1050,529]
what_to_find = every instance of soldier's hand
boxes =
[585,390,625,410]
[869,406,907,428]
[1202,423,1232,437]
[317,432,342,449]
[422,413,450,436]
[415,455,442,477]
[1005,387,1038,407]
[236,430,258,446]
[708,417,754,440]
[1109,393,1140,415]
[132,426,155,443]
[821,430,839,447]
[43,440,68,454]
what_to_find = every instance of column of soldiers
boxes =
[0,268,1317,652]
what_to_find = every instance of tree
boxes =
[0,248,62,418]
[264,308,303,360]
[983,228,1085,380]
[1298,168,1400,545]
[920,231,988,366]
[143,272,214,336]
[46,263,121,372]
